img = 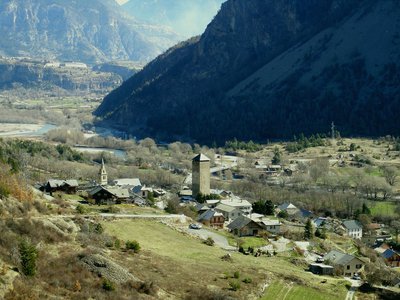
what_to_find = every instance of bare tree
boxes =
[381,166,398,186]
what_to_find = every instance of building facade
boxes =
[192,154,210,198]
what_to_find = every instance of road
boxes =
[345,278,362,300]
[186,228,237,251]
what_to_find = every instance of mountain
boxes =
[122,0,225,38]
[95,0,400,144]
[0,0,179,64]
[0,57,123,92]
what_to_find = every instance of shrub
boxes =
[233,271,240,279]
[102,279,115,291]
[76,204,87,214]
[242,277,252,284]
[19,239,38,276]
[0,182,10,198]
[229,281,240,291]
[125,240,140,252]
[94,223,104,234]
[203,237,215,246]
[114,239,121,249]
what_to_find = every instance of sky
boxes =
[115,0,129,5]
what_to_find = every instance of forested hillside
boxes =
[96,0,400,144]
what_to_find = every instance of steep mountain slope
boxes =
[122,0,225,38]
[0,0,179,64]
[96,0,400,143]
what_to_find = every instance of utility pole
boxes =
[331,121,335,140]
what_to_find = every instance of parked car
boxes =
[189,223,202,230]
[352,274,361,280]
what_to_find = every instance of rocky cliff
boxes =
[0,0,179,64]
[0,58,121,93]
[96,0,400,143]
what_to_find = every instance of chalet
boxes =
[309,263,334,276]
[277,203,299,216]
[342,220,363,239]
[227,216,265,237]
[196,204,210,215]
[375,244,400,267]
[89,186,130,205]
[215,203,243,221]
[197,209,225,229]
[324,250,365,277]
[113,178,141,189]
[381,249,400,267]
[258,218,281,235]
[206,199,221,208]
[43,179,79,194]
[220,199,252,216]
[313,217,328,228]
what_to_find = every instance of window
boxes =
[347,265,350,270]
[356,264,362,269]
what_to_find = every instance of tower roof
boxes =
[192,153,210,162]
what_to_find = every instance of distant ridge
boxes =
[96,0,400,144]
[0,0,179,64]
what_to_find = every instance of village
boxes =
[35,148,400,296]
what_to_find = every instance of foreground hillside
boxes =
[0,135,399,299]
[96,0,400,144]
[0,0,178,63]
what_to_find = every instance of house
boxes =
[43,179,79,194]
[220,199,252,216]
[296,208,313,220]
[313,217,328,228]
[324,250,365,277]
[258,218,281,235]
[205,199,221,208]
[277,203,299,216]
[381,249,400,267]
[342,220,363,239]
[210,189,232,199]
[215,203,243,221]
[89,186,130,205]
[309,263,334,276]
[113,178,141,188]
[196,204,210,215]
[375,244,400,267]
[227,216,265,237]
[197,209,225,229]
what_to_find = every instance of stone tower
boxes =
[192,153,210,198]
[99,159,108,186]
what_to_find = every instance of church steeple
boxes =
[99,159,108,186]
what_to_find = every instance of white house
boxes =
[342,220,363,239]
[220,199,252,216]
[215,203,243,221]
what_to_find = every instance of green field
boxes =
[370,201,398,217]
[262,280,346,300]
[102,219,348,299]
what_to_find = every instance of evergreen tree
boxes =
[265,200,274,215]
[19,239,38,276]
[271,146,281,165]
[304,218,314,240]
[361,203,371,215]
